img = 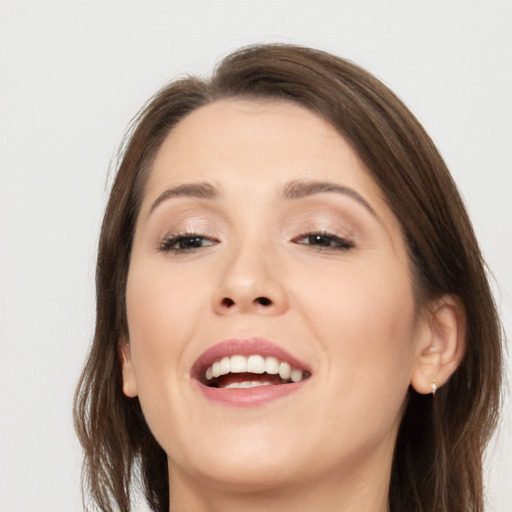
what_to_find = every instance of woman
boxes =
[74,44,502,512]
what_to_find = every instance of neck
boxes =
[167,458,391,512]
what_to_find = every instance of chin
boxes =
[167,428,311,490]
[179,456,303,492]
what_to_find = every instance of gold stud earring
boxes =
[432,378,437,396]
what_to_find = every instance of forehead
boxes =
[147,98,384,201]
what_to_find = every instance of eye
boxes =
[293,232,354,250]
[159,233,219,253]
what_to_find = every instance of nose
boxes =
[212,243,289,316]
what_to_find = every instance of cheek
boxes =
[126,260,207,338]
[124,263,205,392]
[124,263,210,446]
[271,259,419,466]
[295,260,417,388]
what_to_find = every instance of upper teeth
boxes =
[205,354,305,383]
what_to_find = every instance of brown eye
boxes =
[294,233,354,250]
[159,234,218,253]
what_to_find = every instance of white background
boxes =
[1,1,510,511]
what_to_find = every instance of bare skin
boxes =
[121,99,465,512]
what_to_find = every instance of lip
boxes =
[190,338,311,407]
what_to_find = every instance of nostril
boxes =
[221,297,235,307]
[255,296,272,306]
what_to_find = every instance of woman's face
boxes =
[122,99,425,493]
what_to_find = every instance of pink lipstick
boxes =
[190,338,311,407]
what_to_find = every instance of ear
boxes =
[410,295,466,395]
[119,337,138,398]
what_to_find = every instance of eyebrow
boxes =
[148,178,379,221]
[149,182,219,215]
[283,179,379,219]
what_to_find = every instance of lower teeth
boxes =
[223,381,273,389]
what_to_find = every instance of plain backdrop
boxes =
[1,1,510,511]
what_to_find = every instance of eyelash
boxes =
[292,231,355,251]
[159,230,354,254]
[159,232,219,253]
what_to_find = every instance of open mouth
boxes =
[191,339,311,405]
[202,354,311,389]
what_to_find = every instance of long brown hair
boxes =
[74,44,502,512]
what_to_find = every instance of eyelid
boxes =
[151,210,224,253]
[147,204,224,237]
[158,231,220,253]
[292,230,355,250]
